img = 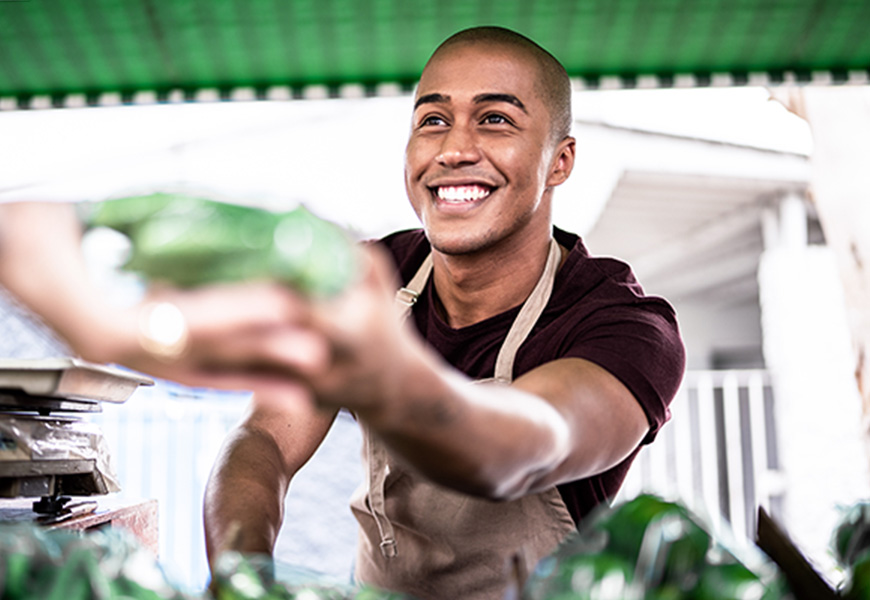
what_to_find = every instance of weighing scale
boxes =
[0,358,152,522]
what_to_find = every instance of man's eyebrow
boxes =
[413,92,528,114]
[414,93,449,110]
[473,93,528,114]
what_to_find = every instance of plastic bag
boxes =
[0,415,120,494]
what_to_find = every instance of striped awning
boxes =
[2,0,869,109]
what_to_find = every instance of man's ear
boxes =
[546,136,576,187]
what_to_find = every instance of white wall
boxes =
[676,299,764,370]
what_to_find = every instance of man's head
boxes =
[404,27,576,256]
[428,27,573,143]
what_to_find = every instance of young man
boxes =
[204,26,685,599]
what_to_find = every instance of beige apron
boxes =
[349,239,576,600]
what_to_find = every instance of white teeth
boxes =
[436,185,491,202]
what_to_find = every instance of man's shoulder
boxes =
[555,227,639,293]
[378,228,427,249]
[553,227,678,326]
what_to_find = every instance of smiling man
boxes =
[204,26,685,599]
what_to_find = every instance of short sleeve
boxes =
[564,301,686,443]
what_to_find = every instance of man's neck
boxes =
[430,237,555,329]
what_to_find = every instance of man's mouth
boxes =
[433,184,493,203]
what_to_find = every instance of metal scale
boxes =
[0,358,152,522]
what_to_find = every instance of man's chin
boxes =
[424,230,497,257]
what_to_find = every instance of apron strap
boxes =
[395,253,433,315]
[366,238,562,558]
[493,238,561,383]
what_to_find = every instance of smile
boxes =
[434,184,493,203]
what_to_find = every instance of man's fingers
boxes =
[149,281,312,337]
[189,325,331,375]
[185,369,317,404]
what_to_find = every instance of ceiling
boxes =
[578,125,813,309]
[2,0,869,108]
[588,171,780,307]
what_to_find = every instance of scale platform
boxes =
[0,358,153,515]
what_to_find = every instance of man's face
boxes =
[404,41,573,256]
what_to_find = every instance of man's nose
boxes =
[435,125,480,167]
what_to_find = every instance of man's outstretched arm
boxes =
[282,248,659,502]
[350,343,650,500]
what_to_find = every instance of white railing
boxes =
[619,369,785,545]
[88,380,363,593]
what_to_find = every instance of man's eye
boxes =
[420,115,447,127]
[482,114,509,125]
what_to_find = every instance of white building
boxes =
[575,94,870,580]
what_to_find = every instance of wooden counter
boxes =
[0,496,159,556]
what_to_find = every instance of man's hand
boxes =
[126,281,330,396]
[0,201,326,399]
[283,245,429,415]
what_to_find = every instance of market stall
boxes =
[2,1,870,598]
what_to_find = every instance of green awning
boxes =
[2,0,869,108]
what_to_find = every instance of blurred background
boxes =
[2,0,870,594]
[0,86,856,591]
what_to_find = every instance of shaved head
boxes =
[425,27,573,142]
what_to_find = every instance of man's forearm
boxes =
[203,425,292,564]
[357,352,571,501]
[356,352,647,504]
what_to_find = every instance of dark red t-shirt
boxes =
[377,227,686,526]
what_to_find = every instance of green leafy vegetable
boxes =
[0,523,189,600]
[83,193,357,296]
[523,494,791,599]
[833,501,870,599]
